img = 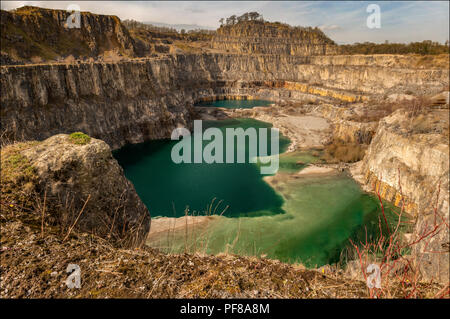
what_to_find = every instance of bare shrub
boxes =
[0,129,15,148]
[352,96,432,123]
[322,138,367,163]
[102,50,122,62]
[347,172,449,298]
[63,55,76,63]
[402,96,431,117]
[30,56,43,64]
[351,101,401,123]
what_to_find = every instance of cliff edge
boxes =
[1,6,136,62]
[211,20,338,55]
[353,109,449,283]
[1,133,151,247]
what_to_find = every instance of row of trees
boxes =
[341,40,449,55]
[123,19,215,37]
[179,29,215,36]
[219,12,264,26]
[123,19,178,34]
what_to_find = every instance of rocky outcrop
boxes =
[211,20,338,55]
[1,6,136,62]
[355,110,449,283]
[0,134,150,247]
[360,110,449,215]
[0,57,195,149]
[1,54,447,149]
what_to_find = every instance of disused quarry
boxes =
[1,8,449,298]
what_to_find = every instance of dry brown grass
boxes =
[63,55,76,63]
[345,175,449,298]
[322,139,367,163]
[1,191,445,298]
[102,50,123,62]
[30,55,43,64]
[403,96,432,117]
[352,96,434,123]
[0,197,372,298]
[413,53,450,69]
[0,141,40,205]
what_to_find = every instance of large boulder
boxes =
[1,133,150,247]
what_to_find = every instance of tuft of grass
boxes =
[69,132,91,145]
[0,142,39,204]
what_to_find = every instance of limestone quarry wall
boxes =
[359,110,449,282]
[211,35,338,55]
[1,54,448,149]
[211,21,338,55]
[361,111,449,216]
[1,6,137,61]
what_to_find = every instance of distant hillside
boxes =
[123,19,215,55]
[0,6,137,62]
[211,19,339,55]
[141,21,215,32]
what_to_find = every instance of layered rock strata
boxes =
[354,110,449,283]
[211,21,338,55]
[0,134,150,247]
[1,54,447,149]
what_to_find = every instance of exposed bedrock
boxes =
[1,6,137,61]
[352,110,449,283]
[1,134,150,247]
[211,20,339,56]
[359,110,449,216]
[1,54,448,149]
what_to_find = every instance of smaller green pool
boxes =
[195,99,273,109]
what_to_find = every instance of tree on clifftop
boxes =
[220,12,264,26]
[248,12,262,21]
[226,15,237,25]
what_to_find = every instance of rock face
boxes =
[1,6,136,61]
[361,110,449,216]
[1,134,151,247]
[211,21,338,55]
[1,54,447,149]
[359,110,449,282]
[1,58,195,149]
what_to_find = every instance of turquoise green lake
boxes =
[114,118,290,217]
[114,115,399,267]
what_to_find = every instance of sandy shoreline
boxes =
[196,105,332,152]
[146,215,216,242]
[296,165,337,176]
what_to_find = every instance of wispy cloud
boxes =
[318,25,342,31]
[1,1,448,43]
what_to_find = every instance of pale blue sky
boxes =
[1,1,449,44]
